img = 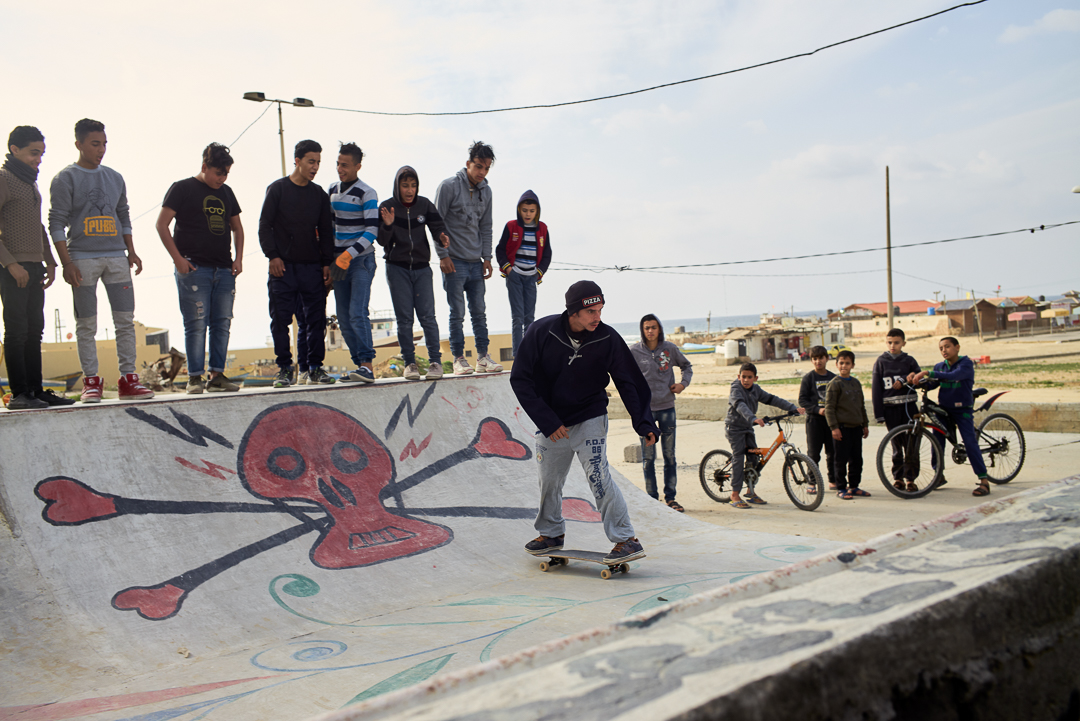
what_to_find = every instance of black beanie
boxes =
[565,280,604,314]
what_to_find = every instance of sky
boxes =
[3,0,1079,351]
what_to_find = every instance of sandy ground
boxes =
[679,328,1080,405]
[609,418,1080,544]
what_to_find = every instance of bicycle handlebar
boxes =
[759,410,801,425]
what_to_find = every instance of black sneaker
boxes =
[604,538,645,564]
[36,389,76,406]
[206,374,241,392]
[307,367,336,385]
[525,534,565,555]
[8,392,49,410]
[273,366,293,388]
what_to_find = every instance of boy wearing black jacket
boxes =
[510,281,658,564]
[798,346,836,490]
[377,166,449,380]
[258,139,335,388]
[872,329,923,491]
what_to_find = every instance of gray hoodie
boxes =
[433,168,491,262]
[725,380,799,432]
[629,320,693,412]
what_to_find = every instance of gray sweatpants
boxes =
[71,256,137,376]
[534,415,635,543]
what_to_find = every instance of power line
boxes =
[312,1,987,117]
[571,221,1077,273]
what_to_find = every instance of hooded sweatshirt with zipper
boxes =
[495,189,551,279]
[433,167,491,262]
[510,311,658,440]
[376,166,447,268]
[629,317,693,412]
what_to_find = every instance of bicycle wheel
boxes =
[699,449,734,503]
[782,452,824,511]
[877,424,943,499]
[978,413,1026,484]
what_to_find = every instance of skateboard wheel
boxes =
[561,558,569,567]
[620,564,629,574]
[539,562,550,572]
[600,569,613,580]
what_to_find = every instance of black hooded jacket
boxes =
[376,166,448,268]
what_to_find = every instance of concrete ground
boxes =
[609,418,1080,543]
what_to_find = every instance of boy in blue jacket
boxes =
[911,336,990,496]
[510,280,658,564]
[725,363,805,508]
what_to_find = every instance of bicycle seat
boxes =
[973,388,987,399]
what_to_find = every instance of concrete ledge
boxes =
[310,477,1080,721]
[608,400,1080,434]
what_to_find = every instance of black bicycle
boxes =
[876,382,1026,499]
[699,412,825,511]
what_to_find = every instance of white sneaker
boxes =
[297,371,310,386]
[404,363,421,380]
[453,356,474,375]
[425,361,444,380]
[475,353,504,373]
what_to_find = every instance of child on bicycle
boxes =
[872,329,923,492]
[725,362,805,508]
[825,350,870,499]
[799,345,836,490]
[910,336,990,497]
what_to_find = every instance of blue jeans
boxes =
[641,407,678,501]
[386,263,441,365]
[176,265,235,377]
[442,258,488,358]
[506,271,537,356]
[333,253,376,366]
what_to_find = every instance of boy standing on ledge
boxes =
[49,118,153,403]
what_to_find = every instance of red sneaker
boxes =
[118,373,155,401]
[80,376,103,404]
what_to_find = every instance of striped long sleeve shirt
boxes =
[329,178,378,257]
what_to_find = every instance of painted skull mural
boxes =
[34,399,602,621]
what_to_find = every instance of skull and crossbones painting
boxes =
[34,400,601,621]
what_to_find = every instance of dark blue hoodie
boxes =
[510,312,657,439]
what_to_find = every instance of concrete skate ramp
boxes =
[0,374,843,721]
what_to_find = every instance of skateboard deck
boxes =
[536,549,645,579]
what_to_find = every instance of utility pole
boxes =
[886,166,894,331]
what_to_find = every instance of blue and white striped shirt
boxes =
[513,224,539,275]
[328,178,378,257]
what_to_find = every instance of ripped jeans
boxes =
[176,265,236,377]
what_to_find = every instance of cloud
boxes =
[768,144,876,181]
[743,119,769,134]
[876,82,919,99]
[999,8,1080,44]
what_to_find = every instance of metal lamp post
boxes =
[242,92,314,176]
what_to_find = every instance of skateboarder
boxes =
[510,280,658,564]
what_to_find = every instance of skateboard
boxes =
[536,549,645,580]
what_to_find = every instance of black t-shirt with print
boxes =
[162,177,241,268]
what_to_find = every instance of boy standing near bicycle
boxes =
[911,336,990,497]
[725,362,805,508]
[825,350,870,499]
[798,346,836,490]
[872,329,923,491]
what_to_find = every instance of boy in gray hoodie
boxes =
[48,118,153,403]
[630,315,692,510]
[434,141,502,376]
[725,362,804,507]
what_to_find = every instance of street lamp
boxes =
[242,92,315,177]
